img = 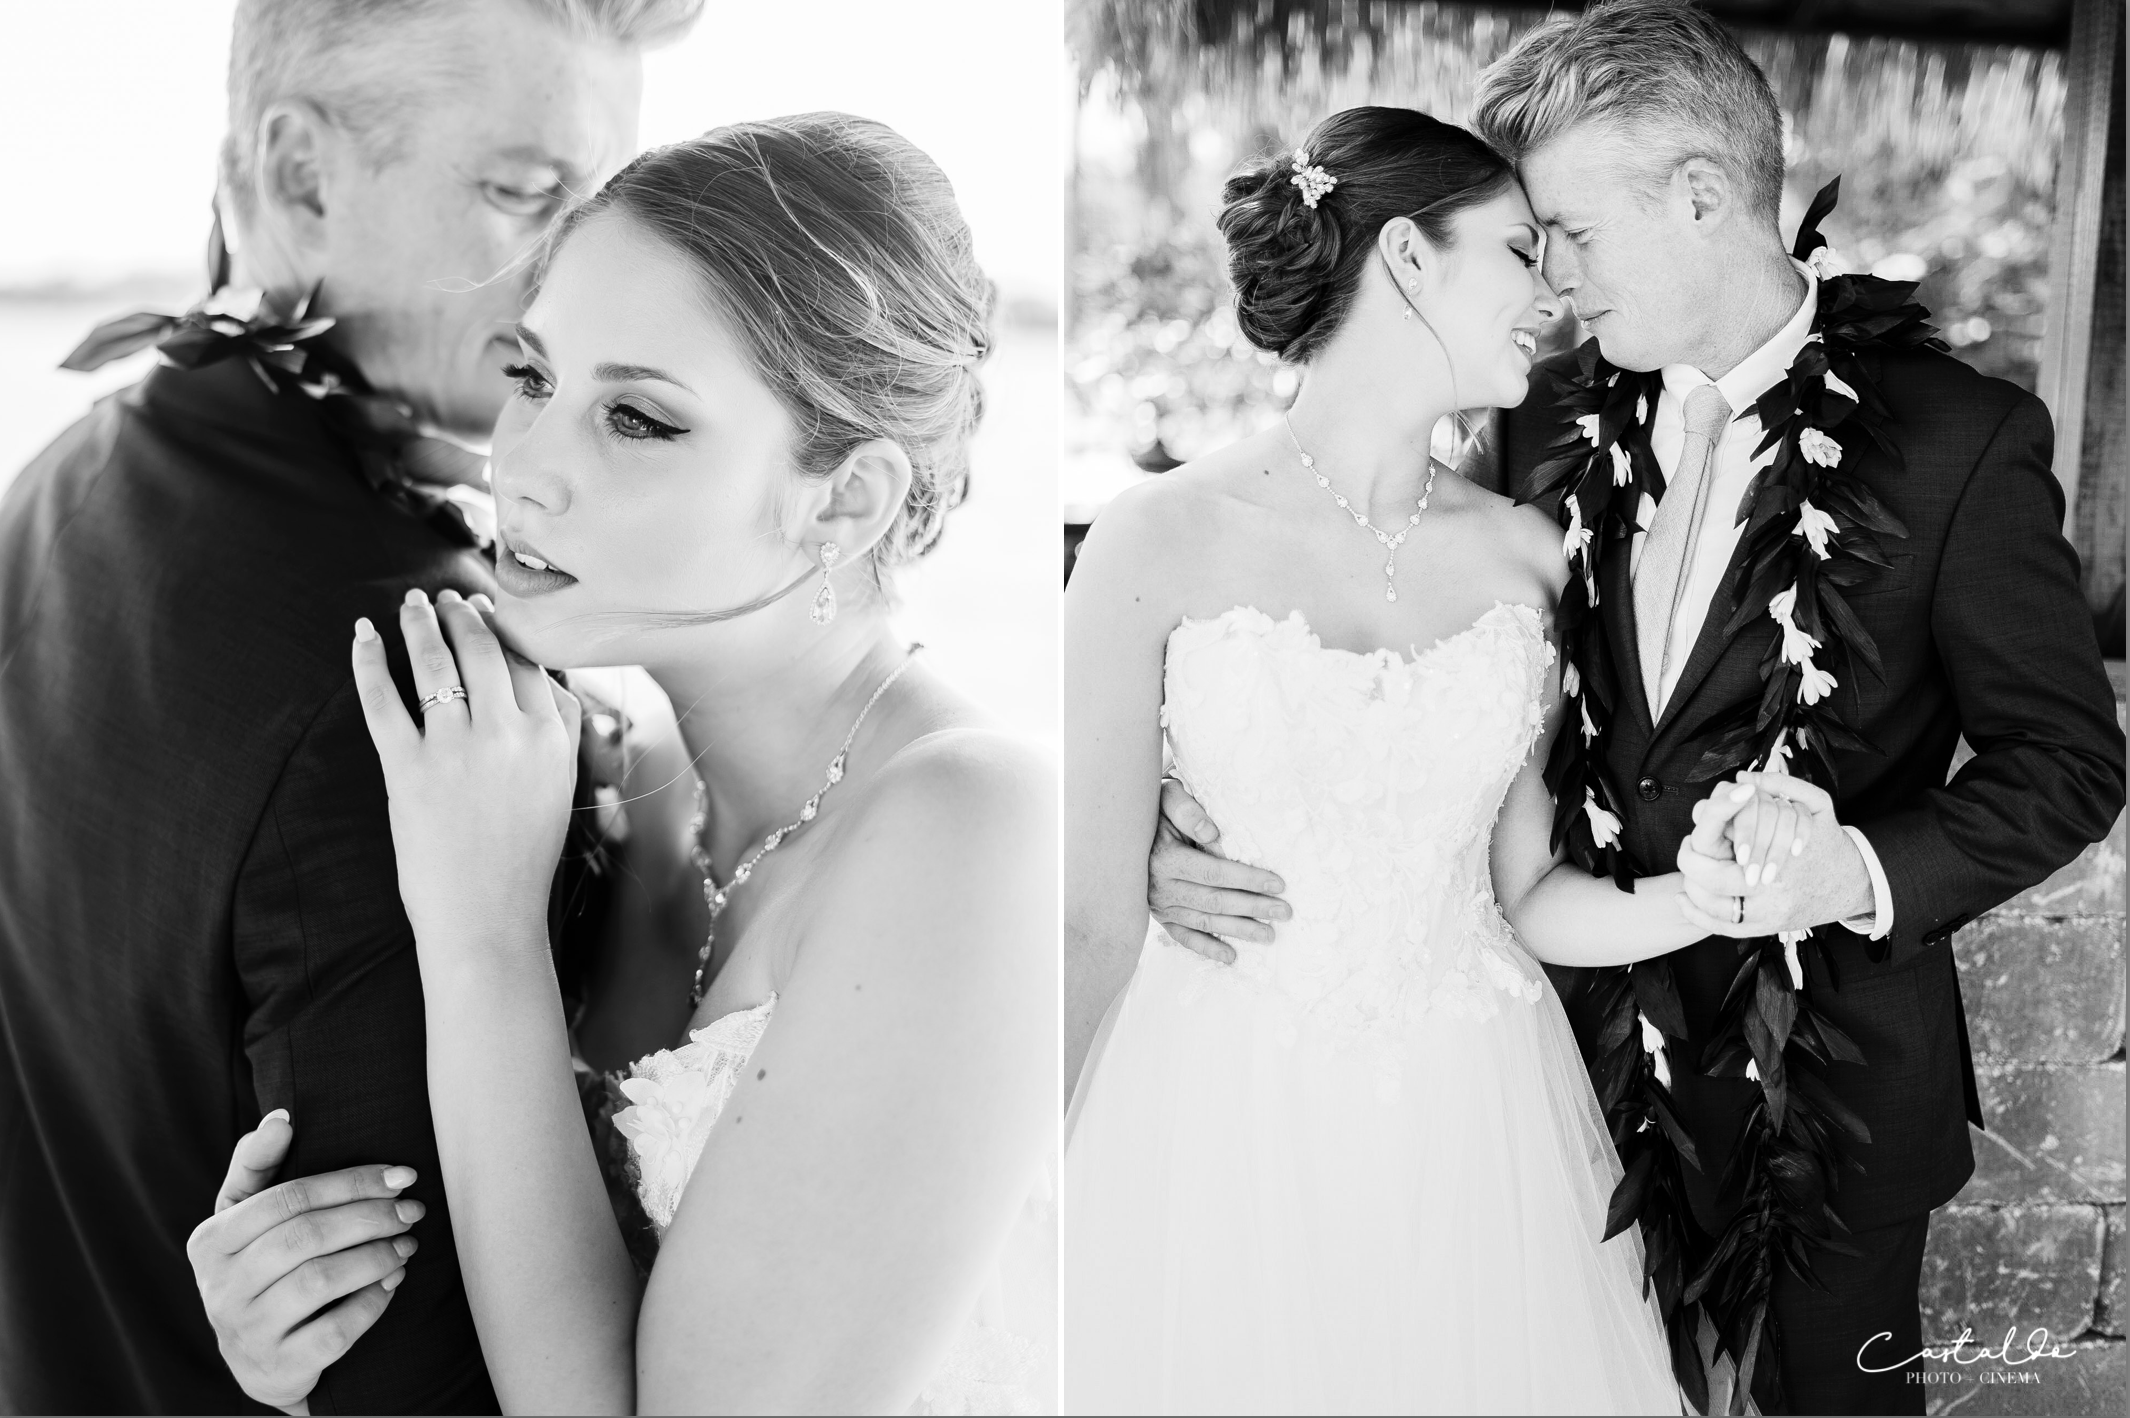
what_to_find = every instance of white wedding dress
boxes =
[1064,601,1681,1415]
[609,997,1058,1414]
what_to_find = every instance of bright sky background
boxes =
[0,0,1062,304]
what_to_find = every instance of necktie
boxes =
[1634,383,1732,718]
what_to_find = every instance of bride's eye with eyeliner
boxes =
[1513,246,1539,269]
[606,402,686,441]
[501,362,551,400]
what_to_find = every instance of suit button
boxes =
[1637,776,1661,801]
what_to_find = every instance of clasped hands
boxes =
[1148,772,1872,963]
[1672,771,1866,938]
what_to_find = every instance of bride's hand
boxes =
[350,588,583,958]
[186,1112,423,1415]
[1674,774,1816,938]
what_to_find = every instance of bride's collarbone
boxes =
[1188,571,1543,662]
[678,832,822,1024]
[1191,489,1546,658]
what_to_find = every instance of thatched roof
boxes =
[1071,0,2076,90]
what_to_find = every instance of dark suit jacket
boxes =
[0,358,500,1413]
[1495,344,2125,1235]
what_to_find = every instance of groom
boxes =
[1145,2,2124,1412]
[0,1,695,1411]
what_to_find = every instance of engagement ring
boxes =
[417,685,468,713]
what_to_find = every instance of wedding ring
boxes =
[1732,895,1745,925]
[417,685,468,713]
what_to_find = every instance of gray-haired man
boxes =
[0,1,696,1410]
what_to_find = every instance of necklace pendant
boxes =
[1386,585,1398,602]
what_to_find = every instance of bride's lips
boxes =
[494,531,578,597]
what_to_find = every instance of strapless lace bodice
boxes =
[1067,599,1682,1415]
[1159,601,1555,1057]
[610,997,1054,1415]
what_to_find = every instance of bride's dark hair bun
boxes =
[1219,106,1516,362]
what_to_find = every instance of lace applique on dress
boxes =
[610,996,775,1234]
[1158,601,1555,1083]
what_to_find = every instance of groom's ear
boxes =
[1678,157,1735,229]
[805,438,914,565]
[251,101,335,250]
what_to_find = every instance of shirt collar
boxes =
[1660,257,1819,419]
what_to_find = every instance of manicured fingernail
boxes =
[395,1199,426,1223]
[381,1166,417,1190]
[392,1236,419,1258]
[1266,876,1286,894]
[436,588,462,604]
[1195,823,1218,842]
[468,593,495,613]
[1792,838,1805,857]
[261,1107,290,1125]
[354,618,376,643]
[1746,863,1762,888]
[381,1269,405,1291]
[404,588,427,607]
[1763,864,1780,885]
[1731,784,1755,802]
[1270,902,1292,920]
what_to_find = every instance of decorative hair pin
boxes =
[1290,149,1337,209]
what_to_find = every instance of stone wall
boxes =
[1919,663,2127,1413]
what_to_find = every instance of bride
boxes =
[189,115,1056,1414]
[1063,106,1755,1414]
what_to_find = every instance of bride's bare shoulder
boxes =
[1071,433,1282,602]
[806,726,1055,1000]
[867,727,1055,893]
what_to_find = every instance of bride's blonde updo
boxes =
[548,112,994,576]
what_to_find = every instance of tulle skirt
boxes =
[1064,926,1684,1416]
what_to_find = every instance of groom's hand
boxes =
[187,1113,423,1416]
[1148,778,1289,964]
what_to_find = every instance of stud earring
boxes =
[809,541,841,625]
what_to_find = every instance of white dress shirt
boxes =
[1628,260,1892,939]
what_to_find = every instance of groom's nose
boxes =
[1542,241,1578,298]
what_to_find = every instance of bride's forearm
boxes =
[1506,866,1706,967]
[420,938,640,1416]
[1062,913,1141,1105]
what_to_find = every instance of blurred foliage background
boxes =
[1063,1,2067,507]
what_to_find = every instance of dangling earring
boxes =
[809,541,841,625]
[1403,274,1419,320]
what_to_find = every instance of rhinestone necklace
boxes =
[684,644,921,1007]
[1283,415,1438,603]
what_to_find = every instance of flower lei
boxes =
[60,239,490,551]
[1528,179,1947,1413]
